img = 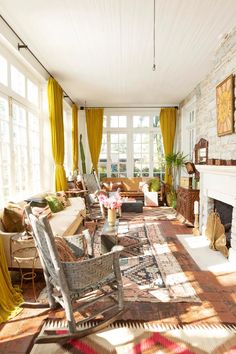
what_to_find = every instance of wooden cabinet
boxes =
[176,187,199,224]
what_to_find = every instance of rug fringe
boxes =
[108,320,236,332]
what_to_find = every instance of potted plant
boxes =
[165,152,188,207]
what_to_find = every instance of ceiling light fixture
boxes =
[153,0,156,71]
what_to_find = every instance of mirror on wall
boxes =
[194,138,208,165]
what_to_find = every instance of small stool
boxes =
[11,234,38,301]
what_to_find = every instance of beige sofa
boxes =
[0,196,86,269]
[101,177,164,203]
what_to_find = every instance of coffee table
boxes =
[121,199,143,213]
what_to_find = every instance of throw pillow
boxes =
[24,197,48,207]
[101,182,112,192]
[55,236,87,262]
[56,191,71,207]
[2,202,25,232]
[149,178,160,192]
[45,196,64,213]
[139,181,149,192]
[55,237,78,262]
[111,182,123,191]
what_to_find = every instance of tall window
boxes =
[181,98,196,161]
[0,54,8,86]
[0,48,50,207]
[63,103,72,177]
[98,110,165,179]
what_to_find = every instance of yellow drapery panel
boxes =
[160,107,177,185]
[72,103,79,174]
[85,108,104,173]
[0,238,23,324]
[47,77,67,191]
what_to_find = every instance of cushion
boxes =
[2,202,25,232]
[111,182,123,191]
[139,181,149,192]
[55,236,87,262]
[45,196,64,213]
[24,197,48,207]
[101,182,112,192]
[56,191,71,207]
[149,178,160,192]
[55,237,78,262]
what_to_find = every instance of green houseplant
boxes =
[79,134,86,174]
[165,152,187,208]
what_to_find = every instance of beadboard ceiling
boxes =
[0,0,236,107]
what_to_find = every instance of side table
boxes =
[100,219,119,254]
[10,234,39,301]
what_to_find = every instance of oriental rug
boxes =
[30,322,236,354]
[94,221,200,303]
[37,220,199,304]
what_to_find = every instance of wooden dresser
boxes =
[176,187,199,224]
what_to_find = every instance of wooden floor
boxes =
[1,214,236,354]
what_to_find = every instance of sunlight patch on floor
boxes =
[176,234,236,273]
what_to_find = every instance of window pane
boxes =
[119,116,127,127]
[11,65,25,97]
[110,116,118,128]
[63,109,72,176]
[27,79,39,106]
[0,96,8,120]
[103,116,107,128]
[0,55,8,86]
[133,115,149,128]
[153,115,160,127]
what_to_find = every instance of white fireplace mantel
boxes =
[196,165,236,264]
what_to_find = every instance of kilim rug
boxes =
[94,221,200,303]
[30,322,236,354]
[37,221,199,304]
[121,206,177,221]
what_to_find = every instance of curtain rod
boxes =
[0,15,74,105]
[80,106,178,110]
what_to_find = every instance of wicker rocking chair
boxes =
[28,212,124,344]
[81,170,106,220]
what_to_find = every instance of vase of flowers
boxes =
[98,193,122,226]
[107,208,117,226]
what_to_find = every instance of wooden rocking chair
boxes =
[28,212,124,344]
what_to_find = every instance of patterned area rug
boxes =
[30,322,236,354]
[95,221,200,303]
[121,206,177,221]
[37,220,199,304]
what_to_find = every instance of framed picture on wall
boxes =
[216,74,234,137]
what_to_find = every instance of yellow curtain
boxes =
[47,77,67,191]
[72,103,79,174]
[0,239,23,324]
[160,107,177,185]
[85,108,104,173]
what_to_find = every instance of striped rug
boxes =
[30,322,236,354]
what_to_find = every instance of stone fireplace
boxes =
[197,165,236,265]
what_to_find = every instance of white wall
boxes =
[178,26,236,160]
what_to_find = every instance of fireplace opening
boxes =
[214,199,233,248]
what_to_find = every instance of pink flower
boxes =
[98,193,122,210]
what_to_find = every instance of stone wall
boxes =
[179,27,236,160]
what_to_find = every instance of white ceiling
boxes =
[0,0,236,107]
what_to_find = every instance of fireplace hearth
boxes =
[197,165,236,264]
[214,199,232,248]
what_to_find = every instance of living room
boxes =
[1,1,236,353]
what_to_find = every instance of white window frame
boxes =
[181,97,197,162]
[99,108,164,179]
[0,43,52,206]
[63,101,72,177]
